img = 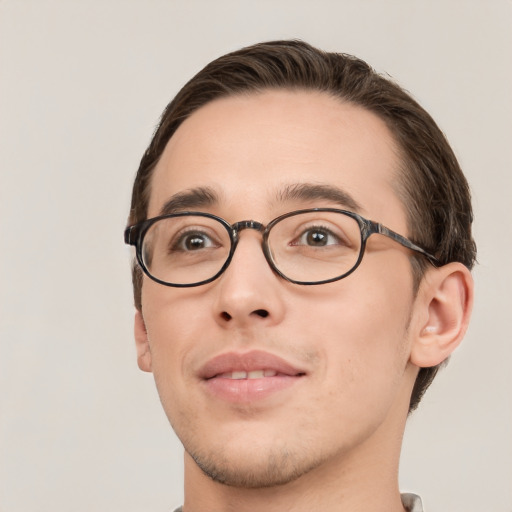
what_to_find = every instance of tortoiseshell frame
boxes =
[124,208,440,287]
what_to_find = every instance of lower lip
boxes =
[203,375,301,403]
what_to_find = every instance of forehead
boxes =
[149,90,406,230]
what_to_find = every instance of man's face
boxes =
[138,90,420,487]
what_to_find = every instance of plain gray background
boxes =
[1,1,511,511]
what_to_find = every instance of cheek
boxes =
[140,287,207,428]
[299,262,413,391]
[141,282,209,378]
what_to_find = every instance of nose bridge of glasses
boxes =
[231,220,265,239]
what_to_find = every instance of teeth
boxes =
[219,370,278,379]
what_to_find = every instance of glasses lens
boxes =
[141,215,231,285]
[267,211,362,283]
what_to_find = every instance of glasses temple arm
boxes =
[124,225,137,246]
[373,223,440,266]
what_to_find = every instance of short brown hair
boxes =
[127,40,476,412]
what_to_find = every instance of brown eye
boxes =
[305,229,329,246]
[295,227,343,247]
[171,231,217,252]
[184,234,209,250]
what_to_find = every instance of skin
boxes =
[134,90,473,511]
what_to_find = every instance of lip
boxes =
[199,350,307,403]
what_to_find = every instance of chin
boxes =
[186,440,327,489]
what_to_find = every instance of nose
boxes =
[212,229,286,329]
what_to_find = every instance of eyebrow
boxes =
[275,183,364,213]
[158,186,221,216]
[157,182,364,217]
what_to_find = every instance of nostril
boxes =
[219,309,269,322]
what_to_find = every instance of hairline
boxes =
[140,85,421,230]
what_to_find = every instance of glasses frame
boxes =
[124,208,440,287]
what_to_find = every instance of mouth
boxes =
[199,350,307,403]
[216,369,283,379]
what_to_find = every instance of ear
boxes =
[134,309,152,372]
[410,262,474,368]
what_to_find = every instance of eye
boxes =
[171,230,219,252]
[294,226,344,247]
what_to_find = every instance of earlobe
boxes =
[134,309,152,372]
[410,262,474,368]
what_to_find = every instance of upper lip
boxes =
[199,350,307,380]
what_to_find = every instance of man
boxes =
[124,40,475,511]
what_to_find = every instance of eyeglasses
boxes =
[124,208,439,287]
